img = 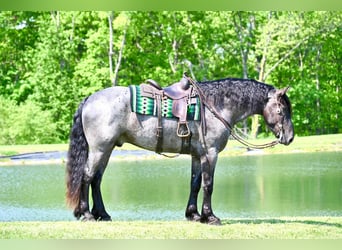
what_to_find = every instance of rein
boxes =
[185,74,280,150]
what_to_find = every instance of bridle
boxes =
[185,74,285,150]
[275,101,285,143]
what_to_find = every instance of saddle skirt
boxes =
[129,84,201,121]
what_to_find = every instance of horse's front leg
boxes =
[185,155,202,222]
[200,150,221,225]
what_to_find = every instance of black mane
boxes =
[198,78,275,110]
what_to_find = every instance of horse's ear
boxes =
[268,86,290,100]
[276,86,290,97]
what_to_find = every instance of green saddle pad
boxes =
[129,85,200,121]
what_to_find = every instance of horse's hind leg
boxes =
[91,166,111,221]
[76,149,112,221]
[74,181,94,221]
[88,149,113,221]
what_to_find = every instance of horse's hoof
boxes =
[186,213,201,222]
[201,215,222,226]
[91,210,112,221]
[98,216,112,221]
[208,217,222,226]
[82,217,96,222]
[81,213,96,222]
[73,209,82,220]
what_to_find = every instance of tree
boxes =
[0,11,341,144]
[274,11,342,135]
[250,12,317,138]
[0,11,40,102]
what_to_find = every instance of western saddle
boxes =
[138,74,200,153]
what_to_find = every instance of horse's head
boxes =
[263,87,294,146]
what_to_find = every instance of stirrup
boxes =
[177,122,190,137]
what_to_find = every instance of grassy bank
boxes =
[0,134,341,165]
[0,134,341,158]
[1,217,342,239]
[220,133,342,156]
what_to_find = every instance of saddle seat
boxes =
[146,77,192,100]
[142,76,197,138]
[163,77,192,100]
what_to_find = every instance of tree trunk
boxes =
[112,20,128,86]
[251,24,269,139]
[108,11,114,85]
[315,45,321,134]
[233,11,255,136]
[108,12,129,86]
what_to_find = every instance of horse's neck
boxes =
[200,79,271,125]
[222,87,268,124]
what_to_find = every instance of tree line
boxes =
[0,11,341,144]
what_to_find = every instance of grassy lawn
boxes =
[1,217,342,239]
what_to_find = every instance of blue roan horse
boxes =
[66,76,294,225]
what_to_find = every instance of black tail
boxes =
[66,97,89,209]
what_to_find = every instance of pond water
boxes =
[0,152,341,221]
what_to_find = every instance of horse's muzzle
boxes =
[278,130,294,146]
[275,121,294,146]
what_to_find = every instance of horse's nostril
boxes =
[288,136,294,144]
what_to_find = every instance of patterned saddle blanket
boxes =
[129,85,201,121]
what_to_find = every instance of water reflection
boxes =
[215,152,342,218]
[0,152,341,221]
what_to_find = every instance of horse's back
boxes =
[86,86,128,103]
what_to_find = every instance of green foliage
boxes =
[0,11,341,144]
[0,97,59,144]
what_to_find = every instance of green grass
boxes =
[0,144,69,156]
[220,134,342,156]
[1,217,342,239]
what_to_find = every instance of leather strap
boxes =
[155,94,163,153]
